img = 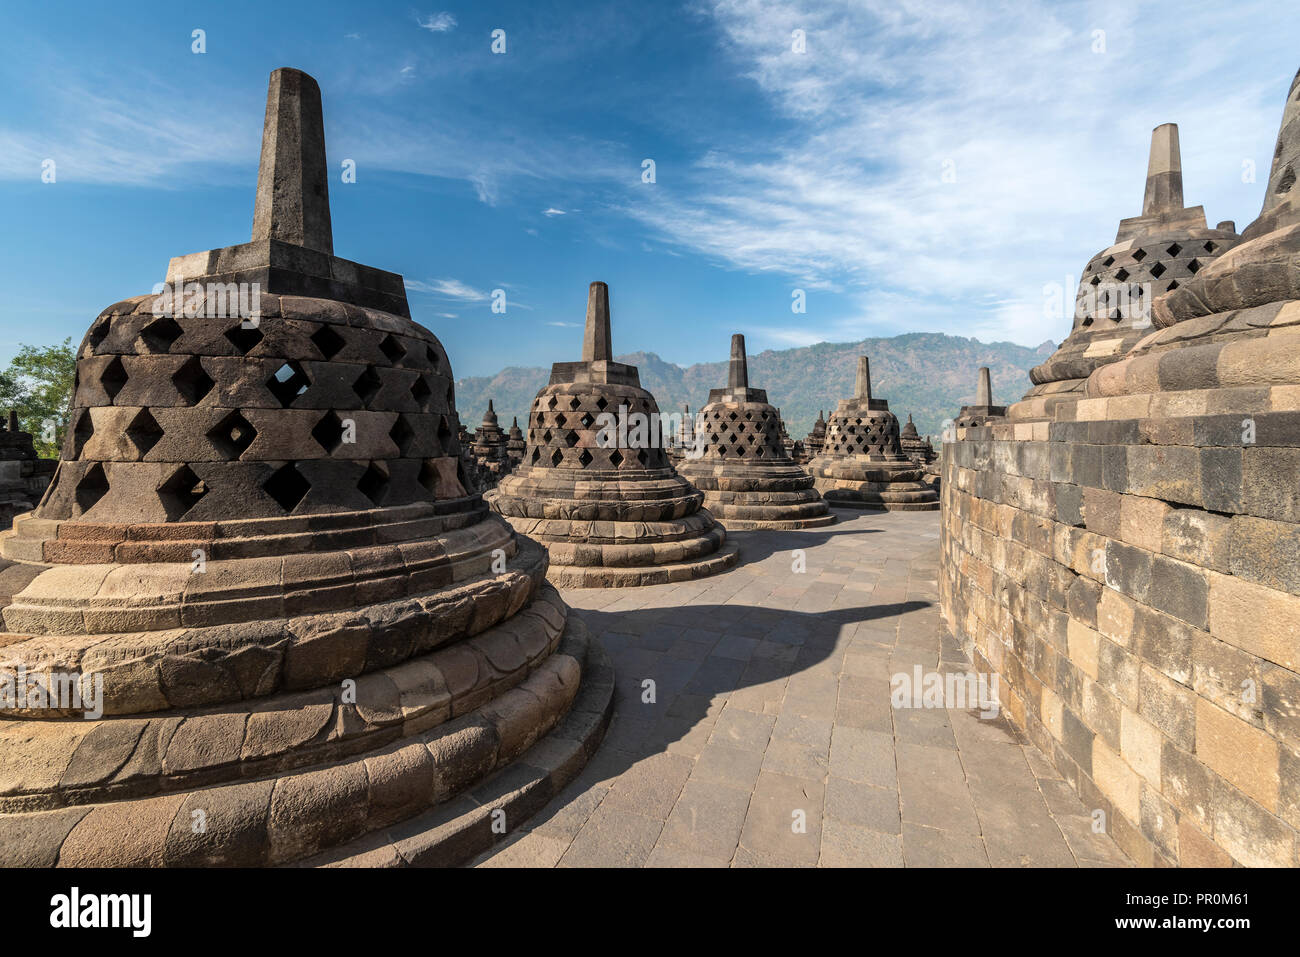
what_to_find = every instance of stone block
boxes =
[1195,697,1279,811]
[1138,664,1195,751]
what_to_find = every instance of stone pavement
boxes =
[472,508,1131,868]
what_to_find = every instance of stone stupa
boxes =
[804,410,827,459]
[808,356,939,510]
[676,334,834,530]
[669,404,695,463]
[505,416,526,469]
[953,367,1007,429]
[486,282,739,586]
[899,414,926,462]
[1012,123,1240,421]
[0,68,611,868]
[470,399,509,479]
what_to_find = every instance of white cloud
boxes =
[623,0,1296,346]
[406,278,489,301]
[546,321,581,327]
[542,207,567,216]
[417,12,457,33]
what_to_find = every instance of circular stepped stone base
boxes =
[824,498,941,512]
[0,600,607,867]
[717,513,838,530]
[299,630,613,867]
[546,540,740,588]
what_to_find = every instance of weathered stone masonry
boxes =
[941,80,1300,868]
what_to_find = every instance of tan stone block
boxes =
[1097,587,1136,648]
[1120,707,1162,786]
[59,794,187,866]
[1219,336,1300,390]
[1091,739,1141,822]
[1109,394,1153,420]
[1068,619,1101,680]
[1177,817,1231,867]
[1196,697,1279,811]
[1207,571,1300,670]
[1269,384,1300,412]
[1075,399,1107,421]
[1014,423,1033,440]
[1042,685,1063,741]
[14,564,114,601]
[1269,300,1300,327]
[1119,496,1169,553]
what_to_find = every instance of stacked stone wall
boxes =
[940,409,1300,867]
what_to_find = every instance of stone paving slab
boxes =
[472,508,1131,868]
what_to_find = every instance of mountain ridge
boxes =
[454,332,1055,441]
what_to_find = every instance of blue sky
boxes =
[1,0,1296,377]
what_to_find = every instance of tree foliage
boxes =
[1,338,77,458]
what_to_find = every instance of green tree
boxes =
[2,338,77,458]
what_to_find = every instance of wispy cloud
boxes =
[417,12,457,33]
[546,321,581,327]
[623,0,1293,346]
[406,278,489,301]
[542,207,567,216]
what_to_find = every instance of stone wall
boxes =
[940,407,1300,867]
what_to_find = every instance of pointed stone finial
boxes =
[488,399,495,412]
[512,416,519,427]
[854,356,872,401]
[728,334,749,390]
[976,366,993,407]
[582,281,612,362]
[6,410,17,432]
[1142,123,1184,217]
[252,68,334,255]
[908,414,914,424]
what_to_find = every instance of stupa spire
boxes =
[582,281,612,362]
[252,68,334,254]
[1141,123,1184,217]
[728,334,749,390]
[977,367,993,406]
[854,356,872,401]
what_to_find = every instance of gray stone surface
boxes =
[472,508,1129,867]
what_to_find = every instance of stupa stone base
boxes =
[676,468,837,529]
[677,461,836,528]
[810,457,940,511]
[300,624,612,867]
[0,582,609,866]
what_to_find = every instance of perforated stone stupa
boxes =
[804,410,827,459]
[808,356,939,511]
[941,66,1300,867]
[485,282,739,586]
[676,335,833,530]
[0,68,611,868]
[505,417,526,469]
[1012,123,1240,422]
[899,414,938,484]
[470,399,511,480]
